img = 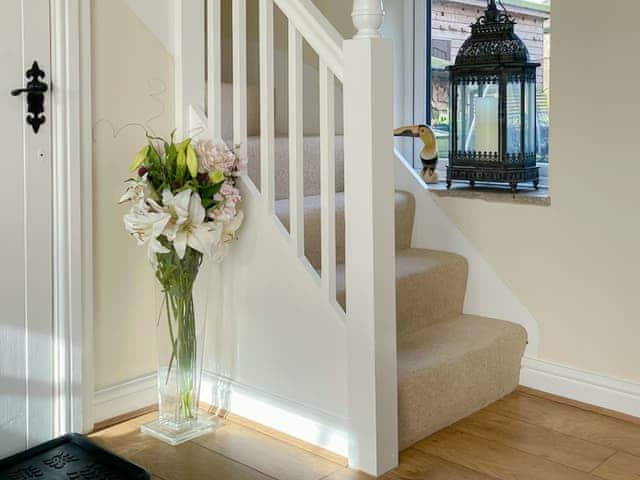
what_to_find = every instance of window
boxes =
[432,38,451,61]
[404,0,551,187]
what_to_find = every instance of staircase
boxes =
[176,0,527,474]
[275,183,527,450]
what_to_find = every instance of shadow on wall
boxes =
[201,260,238,414]
[394,151,540,357]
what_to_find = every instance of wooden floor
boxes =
[90,388,640,479]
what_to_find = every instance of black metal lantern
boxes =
[447,0,540,192]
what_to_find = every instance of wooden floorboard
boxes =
[592,452,640,480]
[452,408,615,472]
[486,392,640,457]
[89,390,640,479]
[517,386,640,427]
[382,449,496,479]
[414,429,599,480]
[192,421,343,480]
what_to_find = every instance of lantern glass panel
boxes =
[457,81,499,154]
[506,78,522,156]
[525,79,536,154]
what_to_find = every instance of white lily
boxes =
[123,203,171,246]
[222,210,243,244]
[157,189,191,242]
[148,237,170,271]
[212,211,244,262]
[119,174,150,205]
[171,190,222,259]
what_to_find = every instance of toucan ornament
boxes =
[394,124,439,184]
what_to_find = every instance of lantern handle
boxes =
[486,0,512,22]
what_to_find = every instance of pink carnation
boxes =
[209,182,242,222]
[194,139,238,174]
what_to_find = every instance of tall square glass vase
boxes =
[141,252,222,445]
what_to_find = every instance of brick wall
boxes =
[432,0,548,79]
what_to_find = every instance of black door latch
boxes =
[11,61,48,134]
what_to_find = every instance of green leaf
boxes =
[209,170,225,184]
[202,198,218,209]
[186,145,198,179]
[199,180,223,199]
[165,144,177,176]
[148,143,161,163]
[176,137,192,152]
[176,149,186,181]
[130,145,150,172]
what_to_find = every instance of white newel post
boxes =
[344,0,397,475]
[351,0,385,39]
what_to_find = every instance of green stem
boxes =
[156,246,202,422]
[164,291,177,385]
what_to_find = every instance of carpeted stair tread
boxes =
[275,191,415,270]
[397,314,527,450]
[247,135,345,201]
[275,185,527,453]
[335,248,468,333]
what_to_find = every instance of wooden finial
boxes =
[351,0,385,39]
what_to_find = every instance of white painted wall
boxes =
[203,179,349,456]
[92,0,175,389]
[395,154,540,356]
[415,1,640,387]
[126,0,174,55]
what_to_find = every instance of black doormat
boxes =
[0,433,150,480]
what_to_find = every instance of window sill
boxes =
[428,181,551,206]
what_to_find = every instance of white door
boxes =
[0,0,53,458]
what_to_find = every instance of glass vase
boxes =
[141,249,221,445]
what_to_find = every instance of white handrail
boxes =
[273,0,345,81]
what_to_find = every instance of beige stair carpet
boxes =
[247,135,345,201]
[276,184,527,451]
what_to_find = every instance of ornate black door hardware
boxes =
[11,61,48,134]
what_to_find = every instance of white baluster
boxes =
[288,24,304,258]
[259,0,275,212]
[207,0,222,139]
[233,0,247,160]
[319,61,336,303]
[351,0,385,39]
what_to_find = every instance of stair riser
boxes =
[398,326,526,450]
[276,192,415,271]
[397,259,468,336]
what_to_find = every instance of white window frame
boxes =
[406,0,550,188]
[401,0,431,170]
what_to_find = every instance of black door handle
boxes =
[11,84,48,96]
[11,61,48,134]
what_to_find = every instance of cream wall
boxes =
[429,1,640,383]
[92,0,175,389]
[90,0,352,391]
[92,0,640,396]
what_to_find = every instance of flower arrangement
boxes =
[120,132,244,424]
[120,133,244,265]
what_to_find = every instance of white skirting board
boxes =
[94,360,640,448]
[520,356,640,418]
[93,371,349,457]
[93,373,157,424]
[199,371,348,457]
